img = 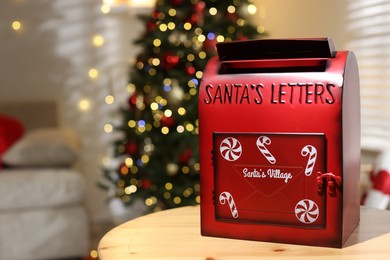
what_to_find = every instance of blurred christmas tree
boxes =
[101,0,264,213]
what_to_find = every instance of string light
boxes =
[153,39,161,47]
[105,95,115,104]
[125,158,133,167]
[11,20,22,31]
[104,123,113,133]
[227,5,236,13]
[101,4,111,14]
[178,107,186,116]
[247,4,257,14]
[209,7,217,15]
[78,99,91,111]
[92,34,105,47]
[165,182,173,190]
[90,250,99,259]
[168,8,176,16]
[88,68,99,79]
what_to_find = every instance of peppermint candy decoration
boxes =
[219,191,238,218]
[295,199,319,224]
[301,145,317,176]
[256,136,276,164]
[220,137,242,161]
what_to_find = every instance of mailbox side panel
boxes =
[199,53,350,247]
[342,52,360,244]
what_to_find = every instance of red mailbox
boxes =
[198,38,360,248]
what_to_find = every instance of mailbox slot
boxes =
[219,58,328,74]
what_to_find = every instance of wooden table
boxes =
[98,206,390,259]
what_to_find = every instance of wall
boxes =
[256,0,349,50]
[0,0,144,222]
[0,0,350,222]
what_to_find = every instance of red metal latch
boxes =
[316,171,342,196]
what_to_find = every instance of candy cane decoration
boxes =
[219,192,238,218]
[256,136,276,164]
[220,137,242,161]
[295,199,319,224]
[301,145,317,176]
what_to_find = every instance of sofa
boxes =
[0,101,90,260]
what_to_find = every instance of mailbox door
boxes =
[213,132,326,228]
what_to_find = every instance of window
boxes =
[347,0,390,150]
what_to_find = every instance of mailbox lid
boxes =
[217,38,336,61]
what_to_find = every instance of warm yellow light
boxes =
[148,68,156,76]
[101,4,111,14]
[163,78,172,85]
[177,125,185,133]
[159,24,168,32]
[209,7,217,15]
[167,22,176,30]
[186,123,194,132]
[141,154,150,164]
[101,156,110,166]
[145,198,153,206]
[164,109,173,117]
[161,127,169,135]
[198,35,206,42]
[151,58,160,66]
[178,107,186,116]
[92,35,105,47]
[227,5,236,14]
[150,102,159,111]
[125,185,137,194]
[165,182,173,190]
[184,22,192,30]
[257,25,265,34]
[128,120,136,128]
[105,95,115,104]
[130,0,156,8]
[168,8,176,16]
[125,158,133,167]
[11,20,22,31]
[88,68,99,79]
[153,39,161,47]
[78,99,91,111]
[182,166,190,174]
[102,0,156,13]
[173,196,182,204]
[237,18,245,26]
[104,123,113,133]
[90,250,98,259]
[217,35,225,42]
[247,4,257,14]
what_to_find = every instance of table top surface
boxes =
[98,205,390,260]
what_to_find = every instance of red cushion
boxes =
[0,115,24,167]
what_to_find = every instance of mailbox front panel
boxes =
[213,133,326,228]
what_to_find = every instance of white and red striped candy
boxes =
[256,136,276,164]
[220,137,242,161]
[301,145,317,176]
[295,199,319,224]
[219,191,239,218]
